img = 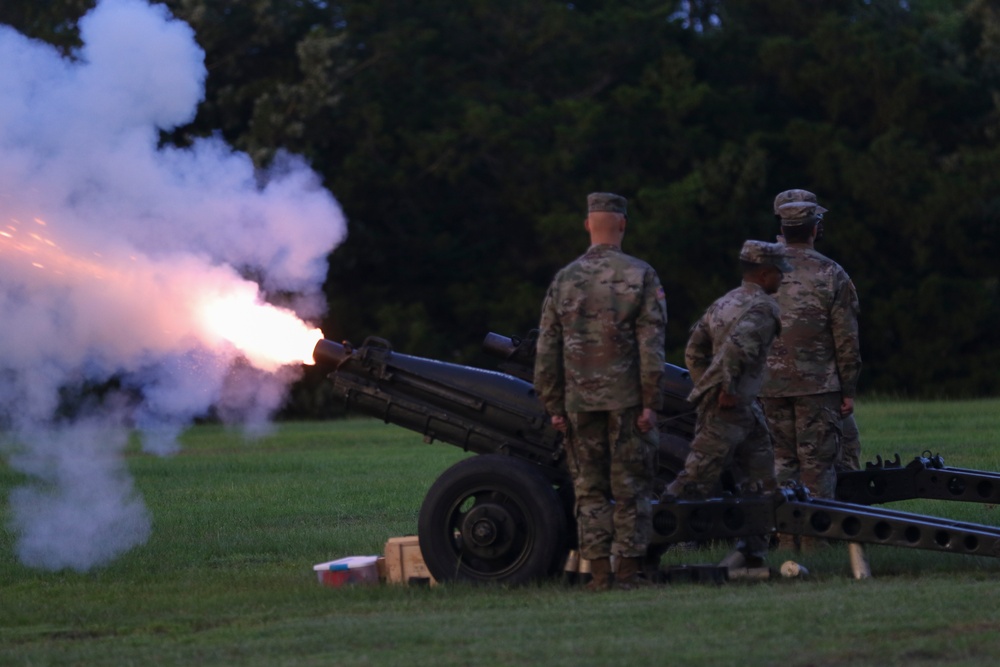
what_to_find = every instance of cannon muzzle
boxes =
[313,339,351,368]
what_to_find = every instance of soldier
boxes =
[665,240,787,565]
[760,199,862,550]
[772,189,863,476]
[534,192,667,591]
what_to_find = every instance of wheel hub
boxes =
[461,503,517,557]
[471,518,497,545]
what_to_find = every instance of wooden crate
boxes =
[383,535,437,586]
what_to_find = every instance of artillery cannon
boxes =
[314,333,1000,585]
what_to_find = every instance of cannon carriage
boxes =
[314,332,1000,584]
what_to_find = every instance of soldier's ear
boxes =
[583,217,591,233]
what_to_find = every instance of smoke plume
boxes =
[0,0,346,570]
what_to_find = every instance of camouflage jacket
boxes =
[760,244,861,398]
[685,282,782,406]
[534,244,667,414]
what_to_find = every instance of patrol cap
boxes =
[773,189,828,216]
[740,240,793,273]
[776,201,822,226]
[587,192,627,215]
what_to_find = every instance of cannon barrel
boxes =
[481,330,695,406]
[313,336,568,479]
[481,331,697,447]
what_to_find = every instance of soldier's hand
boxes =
[717,390,738,409]
[637,408,656,433]
[551,415,568,432]
[840,397,854,416]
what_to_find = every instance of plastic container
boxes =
[313,555,381,587]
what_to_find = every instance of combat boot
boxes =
[614,557,647,590]
[584,557,612,592]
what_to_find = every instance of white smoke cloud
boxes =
[0,0,346,570]
[5,417,152,572]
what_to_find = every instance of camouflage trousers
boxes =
[761,392,842,499]
[564,406,656,561]
[665,396,776,499]
[837,413,862,473]
[665,396,775,559]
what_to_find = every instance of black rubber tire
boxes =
[418,454,569,585]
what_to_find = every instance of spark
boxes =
[1,214,322,371]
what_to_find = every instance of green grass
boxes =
[3,403,1000,666]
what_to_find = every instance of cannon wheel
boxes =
[418,454,569,585]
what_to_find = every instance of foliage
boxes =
[0,0,93,53]
[3,0,1000,398]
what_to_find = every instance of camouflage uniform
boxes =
[761,201,862,499]
[772,190,864,475]
[666,241,786,501]
[666,240,786,560]
[535,193,667,561]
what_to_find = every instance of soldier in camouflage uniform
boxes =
[760,200,862,523]
[534,192,667,591]
[772,189,863,476]
[665,240,788,563]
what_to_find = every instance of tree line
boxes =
[4,0,1000,413]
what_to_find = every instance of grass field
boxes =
[3,400,1000,666]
